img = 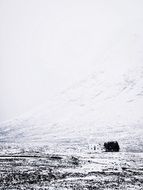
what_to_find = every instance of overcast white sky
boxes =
[0,0,143,122]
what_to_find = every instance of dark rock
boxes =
[104,141,120,152]
[70,156,79,165]
[50,155,62,160]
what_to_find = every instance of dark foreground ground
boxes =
[0,145,143,190]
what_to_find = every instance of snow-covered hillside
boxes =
[0,22,143,152]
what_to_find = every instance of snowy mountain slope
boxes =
[0,22,143,152]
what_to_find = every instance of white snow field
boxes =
[0,21,143,189]
[0,21,143,152]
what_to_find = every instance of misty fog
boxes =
[0,0,143,122]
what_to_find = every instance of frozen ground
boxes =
[0,144,143,190]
